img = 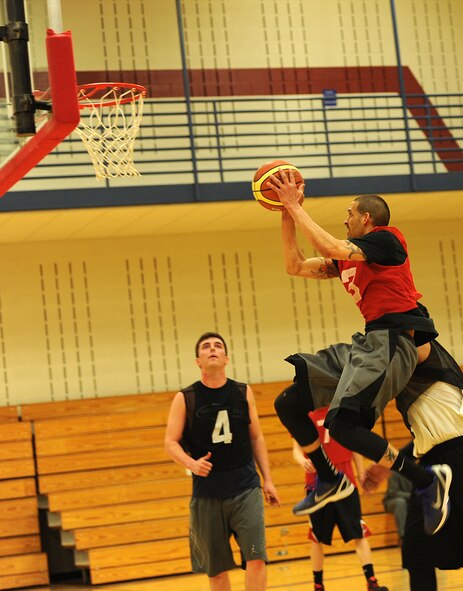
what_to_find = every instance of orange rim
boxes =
[77,82,146,109]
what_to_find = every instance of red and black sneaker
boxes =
[314,584,325,591]
[367,577,388,591]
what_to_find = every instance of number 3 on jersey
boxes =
[341,267,362,303]
[212,410,233,444]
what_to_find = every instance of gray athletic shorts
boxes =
[289,330,418,428]
[189,487,268,577]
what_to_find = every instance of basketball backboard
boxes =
[0,0,80,197]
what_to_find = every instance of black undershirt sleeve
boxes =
[348,230,407,265]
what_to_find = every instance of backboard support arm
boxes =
[0,29,80,198]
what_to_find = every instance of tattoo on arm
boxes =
[310,258,340,279]
[344,240,367,260]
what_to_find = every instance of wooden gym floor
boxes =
[52,547,463,591]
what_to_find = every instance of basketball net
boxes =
[75,83,145,180]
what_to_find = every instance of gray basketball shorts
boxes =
[189,486,268,577]
[290,329,418,429]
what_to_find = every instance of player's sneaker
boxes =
[416,464,452,535]
[314,584,325,591]
[367,577,388,591]
[292,472,354,516]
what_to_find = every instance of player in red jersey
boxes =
[268,170,451,536]
[293,406,388,591]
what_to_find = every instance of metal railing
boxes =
[3,91,463,198]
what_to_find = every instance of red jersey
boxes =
[304,407,356,488]
[336,226,422,324]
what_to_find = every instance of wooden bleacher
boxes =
[22,392,185,583]
[18,384,405,585]
[0,407,50,591]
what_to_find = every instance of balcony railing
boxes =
[2,91,463,205]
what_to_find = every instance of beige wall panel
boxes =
[397,0,463,93]
[402,220,463,359]
[69,4,133,71]
[144,2,183,69]
[64,2,112,69]
[16,0,463,99]
[179,0,397,70]
[333,0,394,65]
[1,211,461,406]
[121,251,190,393]
[60,0,180,71]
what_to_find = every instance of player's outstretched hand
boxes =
[361,463,391,493]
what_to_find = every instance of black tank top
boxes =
[181,379,260,498]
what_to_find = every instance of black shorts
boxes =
[308,487,365,545]
[402,437,463,570]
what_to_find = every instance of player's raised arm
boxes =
[281,205,340,279]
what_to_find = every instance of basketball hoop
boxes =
[75,82,146,180]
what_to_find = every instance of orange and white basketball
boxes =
[252,160,303,211]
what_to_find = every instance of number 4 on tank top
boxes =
[212,410,233,444]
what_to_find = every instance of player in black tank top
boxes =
[165,332,280,589]
[181,379,260,498]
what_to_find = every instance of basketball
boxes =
[252,160,303,211]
